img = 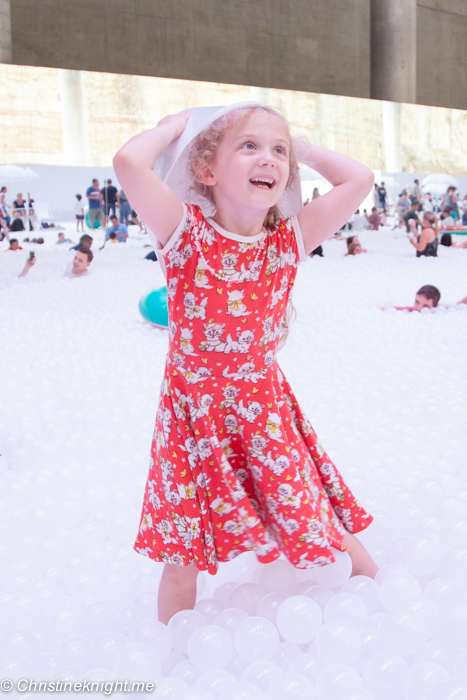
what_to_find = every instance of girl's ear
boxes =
[195,162,217,187]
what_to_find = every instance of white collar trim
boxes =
[206,217,266,243]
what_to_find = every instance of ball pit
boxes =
[0,228,467,698]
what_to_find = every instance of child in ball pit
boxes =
[114,102,378,623]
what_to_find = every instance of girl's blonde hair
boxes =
[187,105,298,229]
[423,211,439,238]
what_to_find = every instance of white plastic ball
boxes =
[168,610,206,654]
[220,682,265,699]
[315,620,362,665]
[258,560,296,593]
[169,659,202,686]
[154,678,188,699]
[196,669,237,696]
[266,672,315,700]
[89,632,128,670]
[316,664,364,700]
[379,609,427,656]
[234,617,279,662]
[402,537,441,576]
[129,620,172,659]
[424,578,460,611]
[194,597,226,623]
[407,661,451,696]
[288,653,324,684]
[312,550,353,588]
[276,595,322,645]
[363,652,409,700]
[187,625,233,672]
[378,572,422,611]
[324,593,368,627]
[342,576,381,615]
[256,592,287,624]
[215,608,248,637]
[229,584,264,616]
[241,660,283,690]
[113,643,161,682]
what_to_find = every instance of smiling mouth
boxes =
[249,177,276,189]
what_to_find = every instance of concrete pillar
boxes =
[0,0,11,63]
[382,101,402,172]
[58,69,90,166]
[371,0,416,104]
[249,86,272,106]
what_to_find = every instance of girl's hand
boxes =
[157,112,191,140]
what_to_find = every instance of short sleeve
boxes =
[147,204,189,278]
[290,215,307,263]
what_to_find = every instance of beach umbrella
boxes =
[421,173,459,188]
[0,164,39,181]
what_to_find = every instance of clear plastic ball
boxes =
[129,620,171,659]
[378,572,422,611]
[256,592,288,624]
[316,664,364,700]
[229,584,265,616]
[196,669,237,696]
[168,610,206,654]
[194,597,226,623]
[407,661,451,696]
[315,620,362,665]
[312,550,353,588]
[215,608,248,638]
[154,678,188,699]
[220,682,265,699]
[379,609,427,656]
[276,595,322,645]
[363,652,409,700]
[324,593,368,627]
[113,643,161,682]
[342,576,381,615]
[187,625,233,671]
[288,652,324,684]
[258,560,296,593]
[241,660,283,690]
[234,617,279,662]
[266,673,315,700]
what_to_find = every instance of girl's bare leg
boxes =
[342,532,379,579]
[158,563,199,624]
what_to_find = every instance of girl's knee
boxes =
[163,563,199,584]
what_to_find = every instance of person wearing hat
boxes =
[114,102,377,622]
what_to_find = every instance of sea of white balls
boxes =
[0,225,466,700]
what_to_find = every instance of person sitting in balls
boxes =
[100,214,129,249]
[70,234,93,251]
[392,285,441,312]
[62,246,93,279]
[4,238,23,251]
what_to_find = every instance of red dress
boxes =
[134,205,372,573]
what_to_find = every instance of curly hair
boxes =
[186,105,298,229]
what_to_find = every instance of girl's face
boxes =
[353,244,362,255]
[207,111,291,215]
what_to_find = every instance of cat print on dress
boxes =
[135,205,373,574]
[184,292,208,320]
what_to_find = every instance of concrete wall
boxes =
[10,0,371,99]
[417,0,467,110]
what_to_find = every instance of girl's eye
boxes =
[242,142,256,150]
[275,146,286,156]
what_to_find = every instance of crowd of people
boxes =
[3,173,467,286]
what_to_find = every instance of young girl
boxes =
[74,194,85,233]
[114,103,377,624]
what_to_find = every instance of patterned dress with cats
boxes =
[135,204,373,573]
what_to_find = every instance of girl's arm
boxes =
[295,141,374,254]
[113,112,190,247]
[408,228,430,252]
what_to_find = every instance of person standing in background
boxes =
[101,178,119,227]
[86,178,103,231]
[119,189,131,227]
[377,182,387,212]
[0,186,10,228]
[74,194,85,233]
